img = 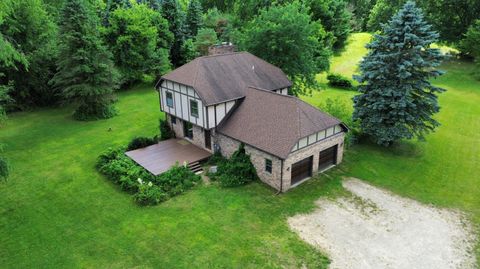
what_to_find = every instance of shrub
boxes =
[214,144,258,187]
[134,183,168,206]
[96,147,125,169]
[152,163,201,196]
[97,148,201,206]
[319,98,360,147]
[159,119,174,140]
[326,73,354,89]
[0,156,8,181]
[126,136,158,151]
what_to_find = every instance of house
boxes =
[156,46,347,192]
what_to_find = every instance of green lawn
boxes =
[1,33,479,267]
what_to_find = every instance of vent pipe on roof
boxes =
[208,43,237,55]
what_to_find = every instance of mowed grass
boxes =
[1,33,479,267]
[0,85,343,268]
[303,33,480,261]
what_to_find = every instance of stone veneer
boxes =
[167,113,346,192]
[215,132,345,192]
[166,114,209,151]
[281,132,345,191]
[215,133,283,190]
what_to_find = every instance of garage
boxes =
[291,156,313,185]
[319,145,337,171]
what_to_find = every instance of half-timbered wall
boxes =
[273,88,289,95]
[290,125,344,153]
[206,100,236,129]
[160,80,207,128]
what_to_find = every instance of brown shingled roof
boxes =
[160,52,292,105]
[217,87,344,159]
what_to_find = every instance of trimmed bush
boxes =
[159,119,174,140]
[326,73,354,89]
[126,136,158,151]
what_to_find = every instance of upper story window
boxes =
[166,91,174,108]
[265,159,272,173]
[190,100,198,118]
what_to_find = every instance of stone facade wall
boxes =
[215,132,345,192]
[191,124,205,149]
[282,132,345,191]
[166,113,210,151]
[166,114,184,138]
[215,133,282,190]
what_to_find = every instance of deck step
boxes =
[188,162,203,174]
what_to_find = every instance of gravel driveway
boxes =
[288,178,477,269]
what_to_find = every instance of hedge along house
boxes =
[156,47,348,192]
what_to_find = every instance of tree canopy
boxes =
[238,1,332,95]
[105,2,173,85]
[353,1,445,146]
[307,0,351,51]
[51,0,119,120]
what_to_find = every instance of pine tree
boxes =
[161,0,187,67]
[185,0,203,38]
[353,1,445,146]
[51,0,119,121]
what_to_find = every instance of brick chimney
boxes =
[208,42,237,56]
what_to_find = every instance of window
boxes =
[171,116,176,124]
[265,159,272,173]
[190,100,199,117]
[166,91,173,108]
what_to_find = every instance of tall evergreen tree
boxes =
[51,0,119,121]
[185,0,203,38]
[353,1,445,146]
[161,0,187,67]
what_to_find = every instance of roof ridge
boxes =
[246,86,293,98]
[197,51,247,59]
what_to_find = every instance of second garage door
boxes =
[291,156,313,185]
[318,145,337,171]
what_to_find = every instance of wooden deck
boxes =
[125,139,211,175]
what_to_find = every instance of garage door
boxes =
[319,145,337,171]
[291,156,313,185]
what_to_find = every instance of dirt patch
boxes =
[288,178,477,269]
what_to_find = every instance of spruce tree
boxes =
[353,1,445,146]
[185,0,203,38]
[51,0,119,121]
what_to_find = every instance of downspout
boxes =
[277,159,284,195]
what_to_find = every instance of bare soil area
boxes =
[288,178,477,269]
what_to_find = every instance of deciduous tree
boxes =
[238,1,332,95]
[307,0,351,51]
[105,2,173,85]
[460,20,480,79]
[194,28,218,55]
[353,1,445,146]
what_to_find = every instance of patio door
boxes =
[205,129,211,149]
[183,122,193,139]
